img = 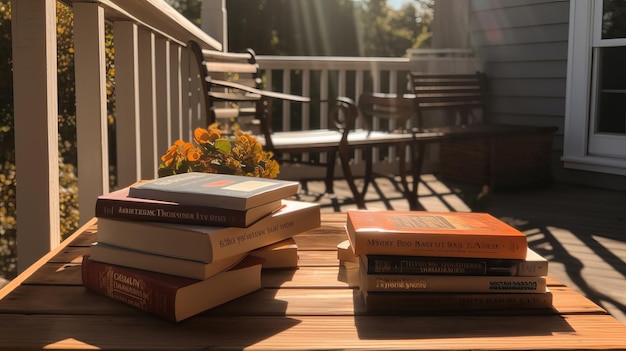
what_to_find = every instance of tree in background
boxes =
[226,0,432,56]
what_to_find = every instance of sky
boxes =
[387,0,412,10]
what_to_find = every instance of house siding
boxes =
[464,0,626,189]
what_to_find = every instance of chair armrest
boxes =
[207,77,312,103]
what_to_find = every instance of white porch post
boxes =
[11,0,61,272]
[201,0,227,51]
[73,2,110,225]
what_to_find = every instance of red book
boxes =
[81,255,262,322]
[346,210,528,259]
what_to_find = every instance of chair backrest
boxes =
[357,92,419,133]
[408,72,488,127]
[188,40,264,130]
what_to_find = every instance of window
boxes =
[564,0,626,175]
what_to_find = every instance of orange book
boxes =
[346,210,527,259]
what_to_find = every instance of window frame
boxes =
[563,0,626,176]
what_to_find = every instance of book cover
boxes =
[346,210,528,259]
[96,185,283,227]
[81,255,263,322]
[363,247,548,277]
[359,257,547,293]
[249,237,299,269]
[89,242,247,280]
[97,200,320,263]
[128,172,300,210]
[362,289,554,314]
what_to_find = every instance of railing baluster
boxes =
[138,30,158,180]
[114,21,141,188]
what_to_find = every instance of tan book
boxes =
[97,200,320,263]
[89,242,247,280]
[250,238,299,269]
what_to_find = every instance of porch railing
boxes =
[12,0,412,272]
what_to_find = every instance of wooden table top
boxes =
[1,212,626,350]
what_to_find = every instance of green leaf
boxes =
[214,139,232,154]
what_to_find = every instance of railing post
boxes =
[114,21,141,188]
[12,0,61,272]
[73,2,110,224]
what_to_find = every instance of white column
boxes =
[74,2,110,225]
[201,0,227,51]
[12,0,61,272]
[114,21,141,188]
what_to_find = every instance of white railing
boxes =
[12,0,413,273]
[13,0,220,272]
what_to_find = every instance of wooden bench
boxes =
[408,72,558,190]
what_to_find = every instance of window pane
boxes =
[596,47,626,134]
[602,0,626,39]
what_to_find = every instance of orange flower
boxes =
[159,126,279,178]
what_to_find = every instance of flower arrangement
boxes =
[159,125,280,179]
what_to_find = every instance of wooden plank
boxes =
[0,283,608,318]
[0,314,625,350]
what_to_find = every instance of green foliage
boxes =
[226,0,433,56]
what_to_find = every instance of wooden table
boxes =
[1,213,626,350]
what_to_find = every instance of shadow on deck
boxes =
[298,174,626,325]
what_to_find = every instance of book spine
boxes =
[363,291,554,313]
[95,198,247,227]
[81,256,178,322]
[209,205,320,262]
[97,202,320,263]
[361,271,547,293]
[365,255,547,277]
[352,231,527,259]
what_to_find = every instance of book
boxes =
[97,200,320,263]
[337,239,358,264]
[249,237,299,269]
[81,255,262,322]
[89,242,247,280]
[361,289,554,314]
[359,257,547,293]
[363,247,548,277]
[128,172,300,210]
[346,210,528,259]
[95,185,283,227]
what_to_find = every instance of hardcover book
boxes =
[128,172,300,210]
[89,242,247,280]
[363,247,548,277]
[362,289,554,313]
[96,185,283,227]
[81,255,263,323]
[249,237,299,269]
[346,210,528,259]
[337,239,358,264]
[97,200,320,263]
[359,257,547,293]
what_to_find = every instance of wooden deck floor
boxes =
[298,175,626,325]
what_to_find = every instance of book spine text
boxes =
[81,256,178,322]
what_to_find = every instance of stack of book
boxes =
[82,172,321,322]
[342,209,553,314]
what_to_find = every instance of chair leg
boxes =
[337,144,366,209]
[324,152,336,195]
